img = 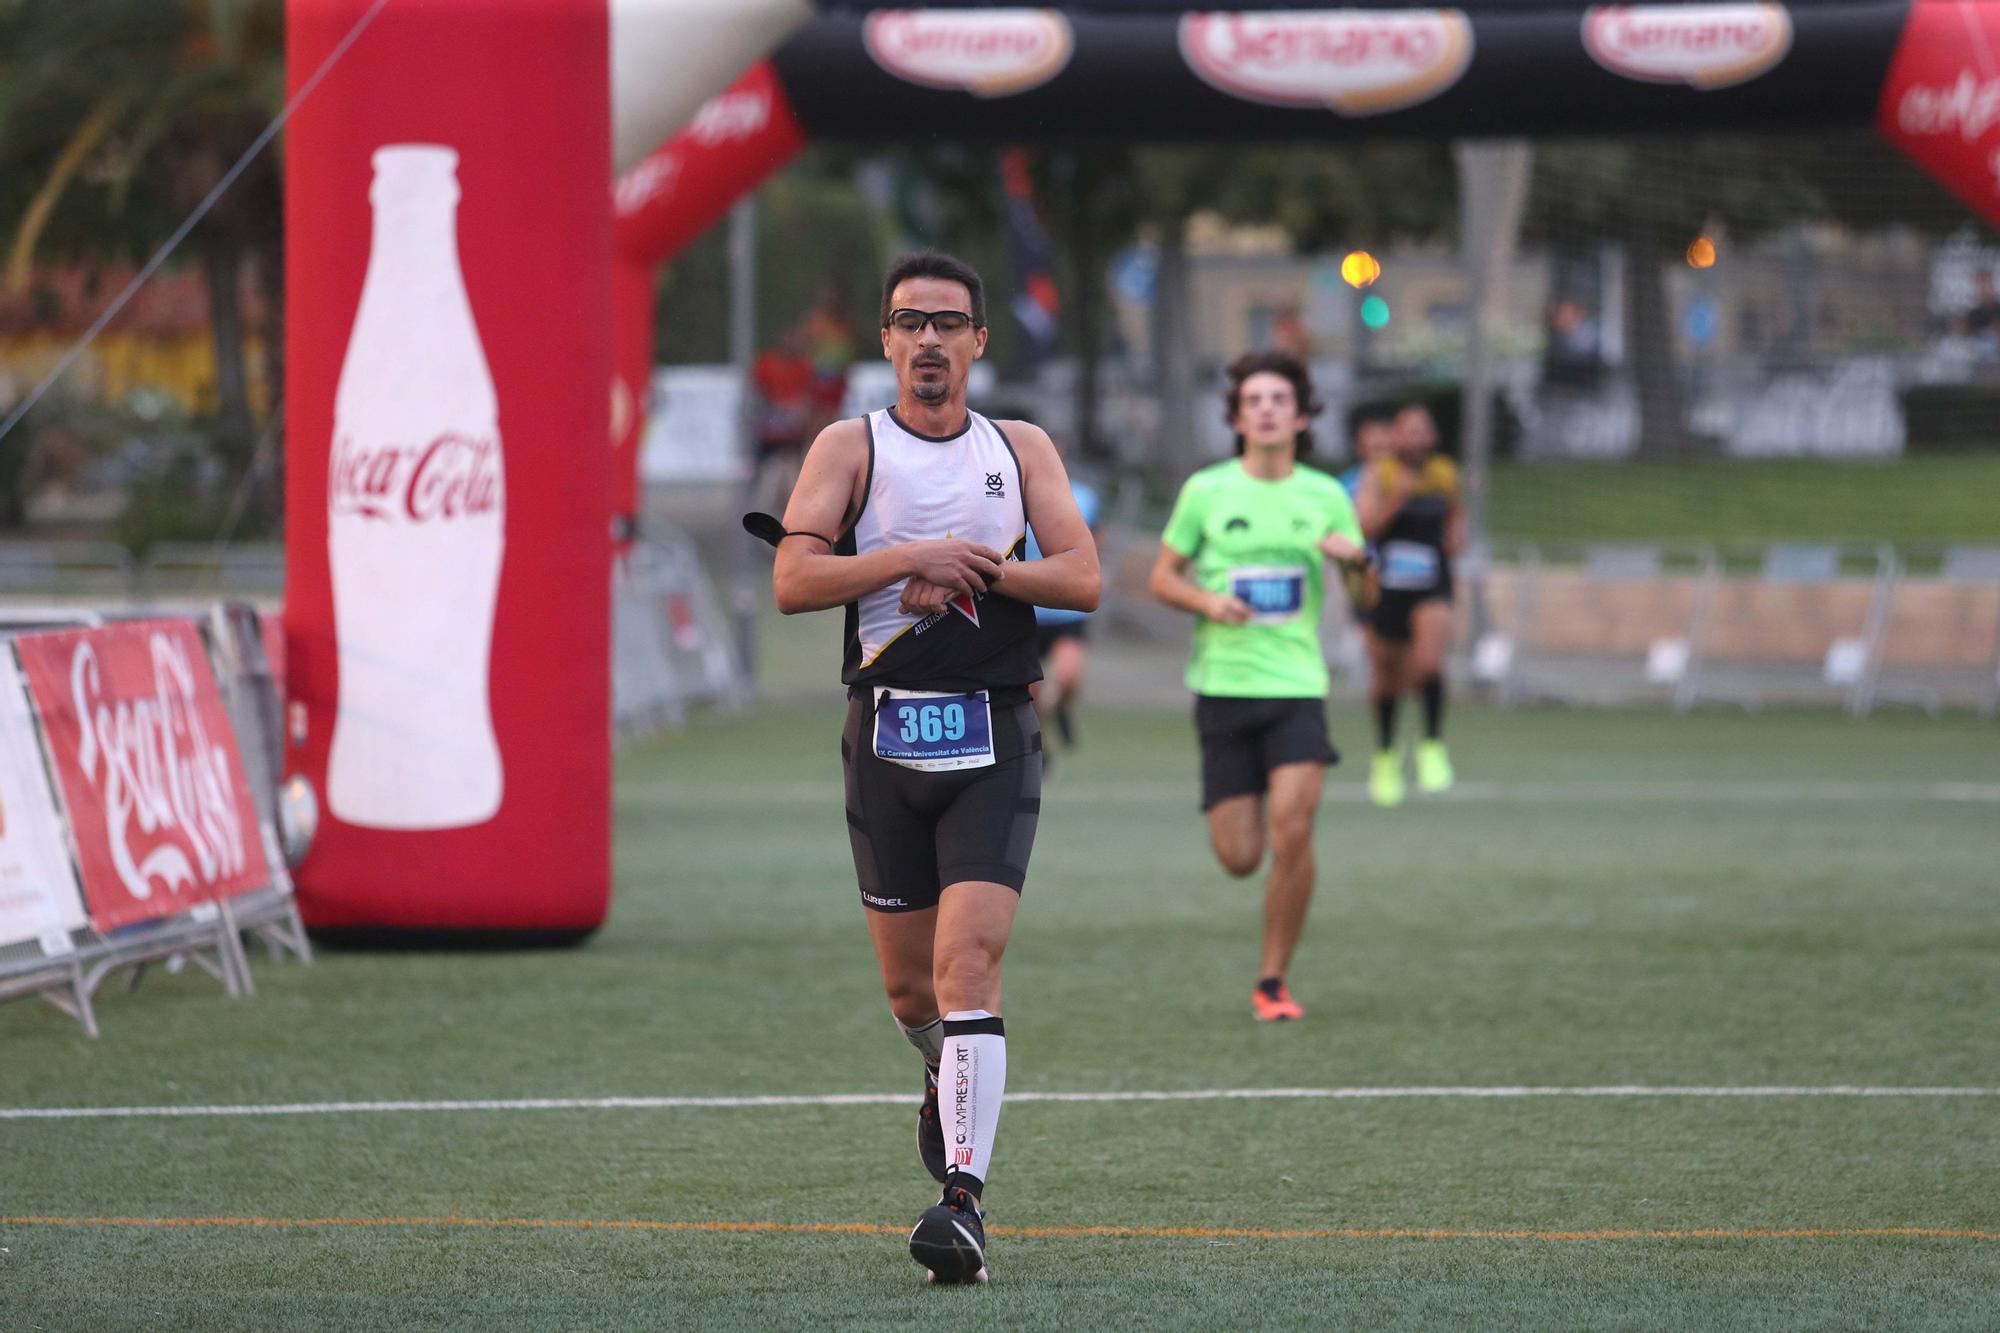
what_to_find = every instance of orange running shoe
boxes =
[1252,980,1304,1022]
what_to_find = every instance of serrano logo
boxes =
[1583,4,1792,90]
[864,9,1075,97]
[1178,10,1474,116]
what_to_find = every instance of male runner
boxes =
[1148,351,1365,1022]
[1339,402,1397,498]
[1355,402,1465,806]
[770,251,1098,1284]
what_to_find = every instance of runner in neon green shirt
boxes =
[1149,352,1368,1024]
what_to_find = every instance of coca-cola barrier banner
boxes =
[14,622,268,934]
[287,0,611,932]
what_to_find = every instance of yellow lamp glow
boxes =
[1340,250,1382,288]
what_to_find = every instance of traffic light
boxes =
[1340,250,1381,288]
[1360,294,1391,329]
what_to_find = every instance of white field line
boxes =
[4,1086,1997,1121]
[623,780,2000,806]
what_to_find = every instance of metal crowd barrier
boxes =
[612,528,747,736]
[0,542,285,605]
[0,603,310,1036]
[1468,541,2000,715]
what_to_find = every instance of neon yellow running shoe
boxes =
[1416,740,1455,794]
[1368,750,1405,808]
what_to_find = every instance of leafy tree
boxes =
[1527,131,1983,458]
[0,0,285,524]
[882,141,1456,467]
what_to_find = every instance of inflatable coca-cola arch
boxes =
[287,0,2000,935]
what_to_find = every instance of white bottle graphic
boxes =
[327,145,504,829]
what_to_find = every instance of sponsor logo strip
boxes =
[864,9,1075,97]
[1179,9,1474,116]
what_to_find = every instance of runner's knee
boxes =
[882,974,938,1028]
[1214,832,1263,878]
[932,939,1003,1007]
[1268,806,1315,855]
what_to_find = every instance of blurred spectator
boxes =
[1966,269,2000,357]
[1542,297,1603,388]
[751,326,816,512]
[1027,444,1101,760]
[801,282,861,422]
[1270,304,1312,360]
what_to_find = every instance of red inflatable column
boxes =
[285,0,612,935]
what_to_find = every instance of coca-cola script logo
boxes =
[1179,10,1474,116]
[690,89,773,146]
[614,152,682,217]
[1897,71,2000,146]
[69,633,246,905]
[613,89,775,216]
[864,9,1074,97]
[1583,4,1792,90]
[330,433,503,522]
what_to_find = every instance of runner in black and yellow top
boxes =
[1354,403,1466,807]
[1149,352,1366,1023]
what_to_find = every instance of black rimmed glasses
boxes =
[884,308,977,336]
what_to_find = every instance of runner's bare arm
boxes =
[1355,463,1406,541]
[985,421,1099,613]
[1149,544,1250,626]
[773,419,1004,614]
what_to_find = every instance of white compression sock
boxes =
[939,1009,1006,1195]
[896,1014,945,1069]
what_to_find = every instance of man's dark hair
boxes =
[1347,400,1399,437]
[881,251,987,329]
[1223,350,1322,457]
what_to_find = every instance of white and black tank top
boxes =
[839,407,1040,695]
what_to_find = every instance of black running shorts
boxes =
[1194,695,1340,811]
[1369,589,1452,643]
[841,693,1043,912]
[1034,621,1088,657]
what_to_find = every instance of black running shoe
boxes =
[909,1181,987,1284]
[917,1067,947,1183]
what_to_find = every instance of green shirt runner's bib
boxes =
[1161,459,1364,699]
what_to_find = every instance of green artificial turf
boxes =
[2,705,1997,1328]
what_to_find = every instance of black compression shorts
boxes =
[841,694,1044,912]
[1194,696,1340,811]
[1369,589,1452,643]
